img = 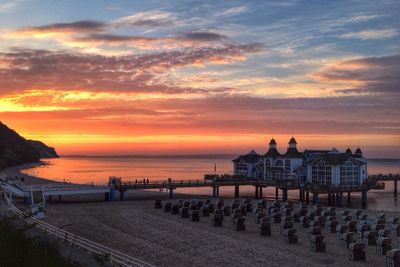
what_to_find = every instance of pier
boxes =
[114,174,393,208]
[1,173,398,209]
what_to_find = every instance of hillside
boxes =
[0,122,58,170]
[28,140,59,159]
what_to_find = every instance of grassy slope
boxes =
[0,218,81,267]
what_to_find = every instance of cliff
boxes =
[0,122,58,170]
[27,140,59,158]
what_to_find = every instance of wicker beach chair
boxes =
[348,243,366,261]
[376,237,392,255]
[386,249,400,267]
[154,199,162,209]
[260,221,271,236]
[310,235,325,252]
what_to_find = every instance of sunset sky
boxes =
[0,0,399,157]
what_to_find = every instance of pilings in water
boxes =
[254,186,263,199]
[282,189,288,202]
[338,192,344,207]
[275,187,279,200]
[212,186,220,198]
[299,189,303,202]
[234,184,240,198]
[361,191,367,209]
[306,191,310,204]
[347,192,351,206]
[255,186,259,199]
[312,192,319,205]
[394,176,398,199]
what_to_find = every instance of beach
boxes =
[39,191,398,267]
[2,164,398,267]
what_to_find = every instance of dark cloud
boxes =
[314,54,400,95]
[181,32,226,41]
[17,21,107,34]
[70,31,227,49]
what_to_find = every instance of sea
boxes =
[21,156,400,212]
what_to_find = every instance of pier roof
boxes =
[232,151,261,163]
[310,153,362,166]
[263,148,281,158]
[282,148,304,158]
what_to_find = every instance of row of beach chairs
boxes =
[154,198,400,265]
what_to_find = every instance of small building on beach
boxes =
[232,137,367,187]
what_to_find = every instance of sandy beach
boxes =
[2,165,399,267]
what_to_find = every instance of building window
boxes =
[340,161,359,187]
[265,159,271,167]
[311,161,332,185]
[235,161,248,176]
[297,167,306,182]
[284,160,291,174]
[275,160,283,167]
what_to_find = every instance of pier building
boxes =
[233,137,368,187]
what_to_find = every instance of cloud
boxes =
[15,21,107,36]
[215,5,249,17]
[0,0,22,13]
[312,54,400,95]
[112,10,177,28]
[68,31,227,49]
[2,93,399,137]
[0,44,262,94]
[339,28,398,40]
[181,32,226,41]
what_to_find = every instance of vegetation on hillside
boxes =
[0,217,81,267]
[0,122,58,170]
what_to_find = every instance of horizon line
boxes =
[58,154,400,161]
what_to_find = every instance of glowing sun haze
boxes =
[0,0,399,157]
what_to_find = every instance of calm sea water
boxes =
[22,156,400,212]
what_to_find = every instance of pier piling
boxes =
[361,191,367,209]
[338,192,344,207]
[306,191,310,204]
[255,186,259,199]
[282,189,288,202]
[313,192,319,205]
[347,192,351,206]
[394,176,398,198]
[275,187,279,200]
[259,187,263,198]
[234,184,240,198]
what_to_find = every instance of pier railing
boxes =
[2,192,154,267]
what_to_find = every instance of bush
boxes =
[0,217,81,267]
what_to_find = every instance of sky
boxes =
[0,0,399,157]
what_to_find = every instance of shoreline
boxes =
[0,161,61,185]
